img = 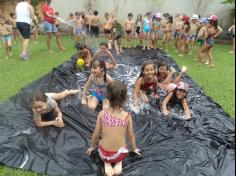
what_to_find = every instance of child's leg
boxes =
[114,161,123,174]
[47,89,79,100]
[104,162,114,176]
[7,40,12,56]
[55,32,64,51]
[87,96,99,110]
[165,32,171,51]
[128,33,131,48]
[162,33,166,50]
[207,47,214,67]
[125,32,128,48]
[3,40,9,59]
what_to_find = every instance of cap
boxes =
[155,12,162,19]
[176,82,189,92]
[191,14,199,20]
[208,15,218,21]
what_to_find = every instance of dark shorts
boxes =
[16,22,31,39]
[125,30,132,35]
[91,26,99,37]
[104,29,111,34]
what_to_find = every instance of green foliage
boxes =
[221,0,235,4]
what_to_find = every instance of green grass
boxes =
[0,36,235,175]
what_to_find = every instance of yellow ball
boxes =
[77,58,85,67]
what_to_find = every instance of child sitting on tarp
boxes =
[161,82,191,120]
[93,42,117,69]
[81,59,113,110]
[86,80,141,176]
[32,90,79,128]
[75,42,92,68]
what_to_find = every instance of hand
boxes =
[81,98,87,105]
[163,109,170,116]
[53,119,64,128]
[86,146,95,155]
[133,148,141,156]
[184,112,191,120]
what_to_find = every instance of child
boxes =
[228,19,235,54]
[196,18,208,64]
[0,16,13,59]
[81,59,113,110]
[142,12,152,50]
[31,16,39,44]
[103,13,112,40]
[198,15,223,68]
[73,12,87,44]
[32,89,80,128]
[178,16,190,56]
[75,42,92,67]
[161,81,191,120]
[85,8,93,37]
[152,13,162,49]
[186,14,200,54]
[91,10,100,38]
[9,12,20,43]
[86,80,141,176]
[134,14,143,47]
[157,60,187,93]
[174,14,184,51]
[133,60,159,109]
[93,42,117,69]
[161,14,173,52]
[67,13,75,40]
[108,34,123,55]
[124,13,135,48]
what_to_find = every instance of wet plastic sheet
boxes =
[0,49,235,176]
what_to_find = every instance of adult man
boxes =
[42,0,64,53]
[16,0,37,60]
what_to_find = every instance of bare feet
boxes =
[114,161,122,175]
[104,163,114,176]
[181,66,187,73]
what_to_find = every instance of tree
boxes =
[191,0,213,16]
[146,0,165,12]
[221,0,235,4]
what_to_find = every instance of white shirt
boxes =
[16,2,31,25]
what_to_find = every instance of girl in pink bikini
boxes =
[87,80,141,176]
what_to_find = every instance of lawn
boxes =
[0,35,235,175]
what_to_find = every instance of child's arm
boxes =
[182,98,191,120]
[162,71,175,85]
[114,40,120,54]
[214,26,223,38]
[161,92,174,116]
[106,50,117,68]
[86,111,103,155]
[92,50,101,60]
[81,75,93,105]
[127,114,141,155]
[33,108,63,128]
[228,25,234,32]
[133,77,143,106]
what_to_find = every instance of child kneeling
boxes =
[86,81,141,176]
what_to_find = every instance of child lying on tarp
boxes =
[32,90,79,127]
[161,81,191,120]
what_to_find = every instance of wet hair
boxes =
[100,41,108,48]
[105,13,109,17]
[128,13,133,17]
[107,80,127,109]
[94,10,98,16]
[139,60,156,78]
[69,13,74,17]
[90,59,107,82]
[55,12,59,16]
[75,12,79,16]
[32,91,47,104]
[209,19,218,30]
[158,60,168,69]
[9,13,15,17]
[114,34,122,40]
[168,15,173,23]
[75,42,85,50]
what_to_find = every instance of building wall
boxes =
[51,0,234,27]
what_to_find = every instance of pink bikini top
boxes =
[102,111,129,128]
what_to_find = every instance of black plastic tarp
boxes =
[0,49,235,176]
